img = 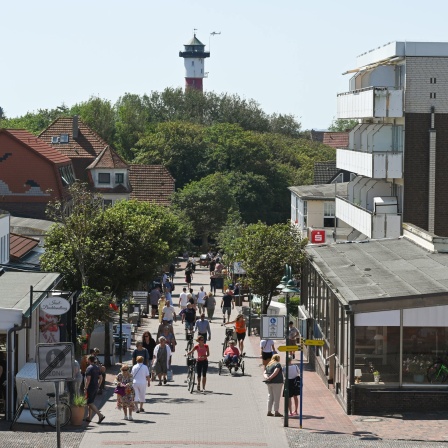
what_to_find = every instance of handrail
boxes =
[337,86,399,96]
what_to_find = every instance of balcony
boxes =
[337,87,403,119]
[336,196,401,239]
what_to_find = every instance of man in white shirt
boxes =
[162,302,176,324]
[179,287,188,310]
[196,286,207,314]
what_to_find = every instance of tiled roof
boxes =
[9,233,39,261]
[2,129,71,165]
[39,117,110,159]
[322,132,349,149]
[129,165,175,205]
[314,161,338,184]
[87,146,129,170]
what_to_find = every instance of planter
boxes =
[413,373,425,383]
[373,375,380,384]
[71,405,86,426]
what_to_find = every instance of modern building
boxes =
[299,41,448,415]
[179,34,210,92]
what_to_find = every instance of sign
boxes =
[232,262,246,275]
[132,291,148,298]
[36,343,74,381]
[261,315,285,339]
[309,229,326,244]
[39,296,70,316]
[303,339,325,346]
[278,345,300,352]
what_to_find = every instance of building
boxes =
[299,41,448,415]
[0,129,75,219]
[179,34,210,92]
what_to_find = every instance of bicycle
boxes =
[10,380,71,430]
[185,332,194,358]
[186,356,197,393]
[427,358,448,383]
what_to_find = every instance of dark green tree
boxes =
[328,118,358,132]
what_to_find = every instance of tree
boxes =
[172,172,237,249]
[237,222,307,314]
[328,118,358,132]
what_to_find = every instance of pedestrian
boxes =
[220,290,235,324]
[196,286,206,314]
[165,288,172,306]
[194,313,211,341]
[68,359,82,402]
[132,341,150,367]
[260,339,276,367]
[114,364,135,421]
[210,276,216,295]
[185,266,193,289]
[209,258,216,276]
[204,291,216,320]
[162,300,177,325]
[141,331,156,376]
[162,325,177,356]
[287,321,300,359]
[153,336,172,385]
[131,356,151,413]
[223,314,246,354]
[179,287,189,310]
[263,354,284,417]
[223,339,240,365]
[182,302,196,339]
[158,296,166,323]
[83,355,105,424]
[169,262,176,281]
[283,356,300,416]
[149,286,161,319]
[93,348,106,395]
[186,335,210,393]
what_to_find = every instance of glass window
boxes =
[98,173,110,184]
[115,173,124,184]
[103,199,113,208]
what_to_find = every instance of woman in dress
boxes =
[263,354,284,417]
[153,336,172,385]
[283,356,300,416]
[186,335,210,393]
[157,297,166,323]
[114,364,135,421]
[205,292,216,320]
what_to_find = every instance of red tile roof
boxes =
[322,132,349,149]
[39,117,110,159]
[10,233,39,260]
[2,129,71,165]
[129,165,175,205]
[87,146,129,169]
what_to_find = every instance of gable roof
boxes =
[2,129,71,165]
[87,146,129,170]
[322,132,349,149]
[9,233,39,261]
[129,165,175,205]
[314,161,338,184]
[39,117,110,159]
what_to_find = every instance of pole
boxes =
[119,300,123,364]
[299,340,304,429]
[283,292,289,427]
[55,381,61,448]
[248,288,252,335]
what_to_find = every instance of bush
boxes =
[277,295,300,317]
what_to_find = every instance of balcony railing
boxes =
[337,87,403,119]
[336,196,401,239]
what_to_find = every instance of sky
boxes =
[3,0,448,130]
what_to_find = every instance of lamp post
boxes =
[277,265,299,428]
[117,298,124,364]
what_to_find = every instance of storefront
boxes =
[301,238,448,414]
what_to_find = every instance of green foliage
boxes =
[236,222,307,313]
[277,295,301,317]
[72,394,87,407]
[328,118,358,132]
[217,212,246,267]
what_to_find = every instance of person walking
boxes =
[114,364,135,421]
[263,354,284,417]
[287,321,300,359]
[260,339,276,367]
[185,266,193,289]
[131,356,151,413]
[141,331,156,377]
[169,262,176,281]
[186,336,210,393]
[153,336,172,385]
[221,290,234,324]
[162,300,176,325]
[149,286,161,319]
[132,341,150,367]
[196,286,206,314]
[158,296,166,323]
[283,357,300,416]
[204,292,216,320]
[194,313,211,341]
[84,355,105,424]
[179,287,189,310]
[223,314,246,354]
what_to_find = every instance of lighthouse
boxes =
[179,33,210,92]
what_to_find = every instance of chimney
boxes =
[72,115,79,140]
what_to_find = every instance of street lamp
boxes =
[279,266,299,428]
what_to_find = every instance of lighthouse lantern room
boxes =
[179,33,210,92]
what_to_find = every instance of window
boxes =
[324,201,335,227]
[60,134,69,143]
[303,201,308,228]
[59,165,76,186]
[103,199,113,208]
[430,78,437,84]
[115,173,124,184]
[98,173,110,184]
[430,92,437,99]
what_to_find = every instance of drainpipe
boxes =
[348,309,355,415]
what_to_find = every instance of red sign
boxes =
[310,229,326,244]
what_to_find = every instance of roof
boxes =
[129,165,175,205]
[289,183,348,200]
[9,216,54,233]
[186,35,205,46]
[322,132,349,149]
[0,271,62,316]
[306,238,448,305]
[314,161,338,184]
[39,117,110,159]
[87,146,129,170]
[1,129,71,165]
[9,233,39,261]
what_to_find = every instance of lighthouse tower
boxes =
[179,33,210,92]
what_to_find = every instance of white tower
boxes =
[179,33,210,92]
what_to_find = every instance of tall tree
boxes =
[328,118,358,132]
